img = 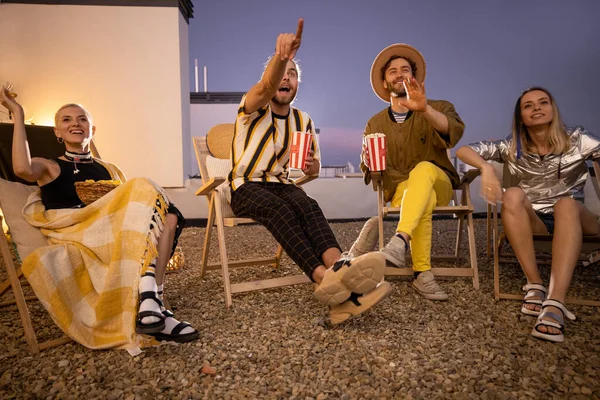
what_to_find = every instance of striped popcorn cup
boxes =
[289,131,313,169]
[365,133,387,171]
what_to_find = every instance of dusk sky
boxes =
[189,0,600,167]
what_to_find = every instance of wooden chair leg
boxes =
[0,266,22,297]
[493,205,501,301]
[466,211,479,289]
[214,195,233,308]
[273,245,284,269]
[486,203,492,258]
[0,230,39,353]
[377,182,385,250]
[454,215,465,267]
[200,194,216,278]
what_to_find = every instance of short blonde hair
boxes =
[509,87,569,161]
[54,103,93,126]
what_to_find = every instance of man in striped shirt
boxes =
[228,19,391,324]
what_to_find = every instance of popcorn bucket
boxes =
[365,133,386,171]
[289,131,313,169]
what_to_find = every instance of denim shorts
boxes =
[535,212,554,234]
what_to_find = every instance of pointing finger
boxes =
[295,18,304,40]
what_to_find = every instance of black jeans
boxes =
[230,182,340,280]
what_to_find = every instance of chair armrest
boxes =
[195,177,226,196]
[460,169,481,186]
[294,174,318,186]
[370,171,383,191]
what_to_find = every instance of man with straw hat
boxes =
[227,19,391,324]
[350,44,464,301]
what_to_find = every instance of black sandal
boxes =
[150,320,200,343]
[135,291,166,334]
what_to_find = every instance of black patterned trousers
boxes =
[230,182,341,281]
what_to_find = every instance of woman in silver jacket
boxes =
[457,87,600,343]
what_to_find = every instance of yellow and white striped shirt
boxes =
[228,95,319,190]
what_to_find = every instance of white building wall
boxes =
[0,3,189,187]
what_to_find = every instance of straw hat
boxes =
[206,123,234,159]
[370,43,427,102]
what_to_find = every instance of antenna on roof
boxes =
[194,58,199,93]
[203,66,208,92]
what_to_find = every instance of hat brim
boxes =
[370,44,426,103]
[206,123,235,159]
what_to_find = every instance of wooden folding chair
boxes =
[0,123,104,353]
[372,150,480,289]
[193,123,317,308]
[492,161,600,306]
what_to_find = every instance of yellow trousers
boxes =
[391,162,453,272]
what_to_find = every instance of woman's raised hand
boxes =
[0,83,23,116]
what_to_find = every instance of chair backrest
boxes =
[0,123,101,183]
[0,123,102,259]
[0,123,63,184]
[446,149,460,206]
[192,123,237,220]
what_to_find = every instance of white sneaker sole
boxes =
[314,253,386,306]
[330,281,392,325]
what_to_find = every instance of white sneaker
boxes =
[380,235,406,268]
[348,216,379,257]
[411,270,448,301]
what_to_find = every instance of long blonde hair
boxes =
[54,103,93,126]
[508,87,569,161]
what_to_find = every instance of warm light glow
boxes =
[0,208,8,234]
[36,111,56,128]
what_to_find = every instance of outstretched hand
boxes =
[276,18,304,61]
[0,83,23,115]
[397,77,427,112]
[480,167,503,205]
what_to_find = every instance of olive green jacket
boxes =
[360,100,464,202]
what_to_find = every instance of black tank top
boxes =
[40,158,112,209]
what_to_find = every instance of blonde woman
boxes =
[1,84,198,349]
[456,87,600,342]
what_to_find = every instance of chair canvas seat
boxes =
[0,123,100,353]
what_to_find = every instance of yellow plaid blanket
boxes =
[22,177,169,350]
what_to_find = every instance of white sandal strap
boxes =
[535,317,563,331]
[522,283,547,294]
[542,299,576,321]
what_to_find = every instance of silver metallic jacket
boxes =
[469,126,600,214]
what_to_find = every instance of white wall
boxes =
[188,103,237,177]
[0,3,189,187]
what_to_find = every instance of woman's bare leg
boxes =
[502,188,549,312]
[539,200,600,334]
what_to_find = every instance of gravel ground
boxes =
[1,218,599,399]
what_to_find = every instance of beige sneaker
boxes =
[411,270,448,301]
[330,281,392,325]
[314,252,386,306]
[348,216,379,257]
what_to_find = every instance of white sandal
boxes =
[531,299,576,343]
[521,283,547,316]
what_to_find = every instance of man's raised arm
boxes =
[243,18,304,115]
